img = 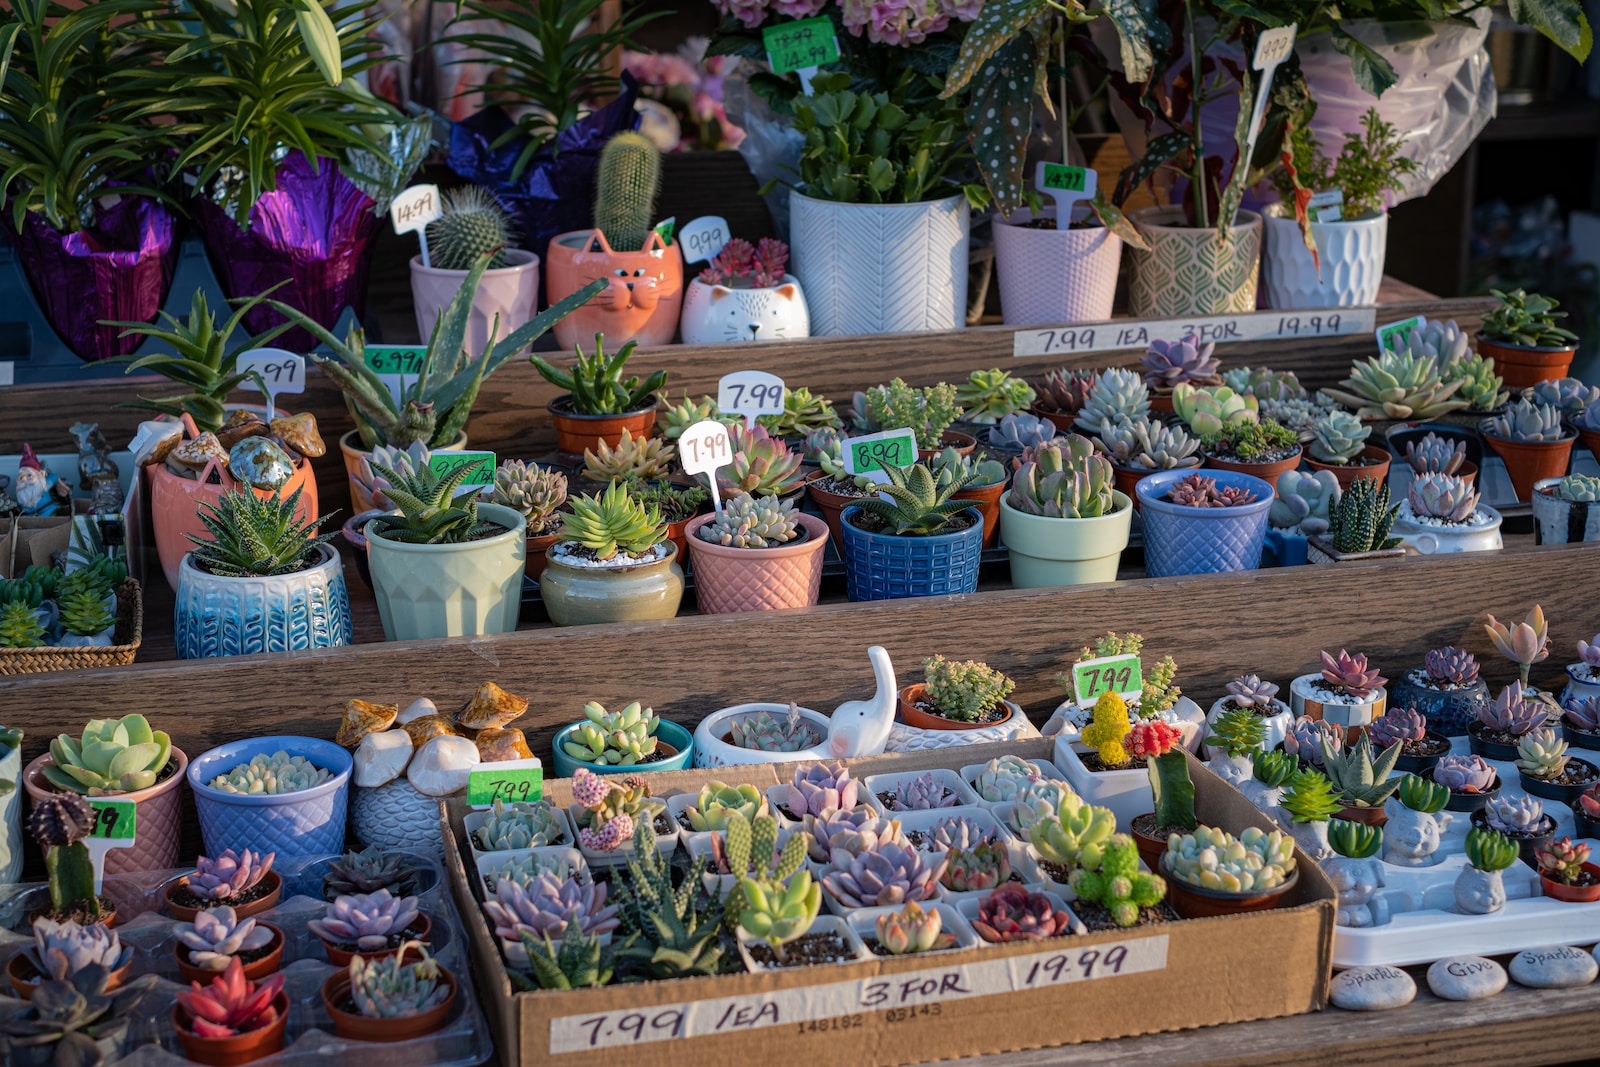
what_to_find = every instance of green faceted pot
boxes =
[998,491,1132,589]
[365,503,527,641]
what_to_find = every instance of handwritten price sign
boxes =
[365,345,428,406]
[428,451,496,494]
[763,17,840,75]
[1072,654,1143,709]
[718,371,785,428]
[678,421,734,478]
[1377,315,1424,353]
[1034,161,1097,221]
[235,347,305,421]
[390,184,441,236]
[88,799,135,840]
[466,758,543,808]
[843,428,916,484]
[679,216,731,265]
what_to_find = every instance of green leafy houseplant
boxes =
[1480,289,1580,349]
[1272,108,1418,220]
[531,334,668,417]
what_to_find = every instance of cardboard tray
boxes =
[443,740,1336,1067]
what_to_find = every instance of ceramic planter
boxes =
[953,477,1008,549]
[1305,536,1407,565]
[1562,662,1600,711]
[366,502,526,641]
[546,229,683,349]
[998,491,1131,588]
[1206,697,1294,752]
[1136,468,1274,577]
[175,545,352,658]
[174,922,284,986]
[1160,857,1300,919]
[24,749,187,875]
[680,275,810,344]
[540,541,684,625]
[839,505,983,601]
[321,966,456,1042]
[1261,205,1388,308]
[1477,335,1576,390]
[165,871,283,923]
[895,683,1020,734]
[410,250,540,356]
[1480,425,1576,502]
[1051,736,1151,830]
[547,395,659,457]
[1302,445,1393,490]
[691,703,837,768]
[338,429,468,515]
[350,778,445,856]
[684,512,828,614]
[1203,448,1303,493]
[1126,207,1262,317]
[1289,673,1387,732]
[1541,862,1600,902]
[174,991,289,1066]
[1531,476,1600,544]
[1392,503,1504,555]
[789,191,969,336]
[991,208,1120,325]
[551,718,696,778]
[188,736,351,859]
[0,740,20,883]
[149,453,319,591]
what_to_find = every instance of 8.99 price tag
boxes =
[843,428,917,485]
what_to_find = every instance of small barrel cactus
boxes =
[874,901,948,954]
[426,185,515,270]
[1081,690,1132,766]
[208,751,330,795]
[1164,825,1295,892]
[695,493,802,549]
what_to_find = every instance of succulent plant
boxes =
[1403,432,1467,475]
[346,942,451,1019]
[1134,419,1203,470]
[175,956,284,1039]
[1481,288,1580,348]
[476,799,566,851]
[426,184,515,270]
[1028,792,1117,871]
[874,900,949,954]
[365,453,500,546]
[323,846,420,899]
[1531,376,1600,415]
[1164,825,1296,892]
[582,427,675,483]
[1463,826,1519,872]
[717,424,807,498]
[1484,397,1567,442]
[1320,734,1403,808]
[1566,696,1600,733]
[1326,478,1401,553]
[941,840,1012,893]
[1172,383,1261,436]
[1260,395,1331,435]
[820,841,946,908]
[928,814,996,852]
[486,852,579,895]
[1443,351,1509,412]
[1222,366,1308,402]
[726,703,822,752]
[1322,350,1469,419]
[175,907,274,972]
[921,655,1014,724]
[1480,681,1547,737]
[44,715,171,796]
[1140,654,1183,715]
[970,884,1073,942]
[957,368,1036,424]
[930,446,1006,490]
[1308,411,1370,464]
[891,772,958,811]
[1559,475,1600,506]
[1141,333,1221,391]
[988,412,1057,452]
[682,782,768,832]
[208,751,329,795]
[736,870,822,962]
[1328,819,1383,860]
[1485,606,1550,686]
[1396,773,1449,814]
[1392,317,1471,363]
[1406,472,1480,522]
[1283,715,1343,766]
[559,482,667,561]
[1251,749,1299,788]
[189,849,275,902]
[1366,707,1427,749]
[1320,649,1387,697]
[1069,834,1166,926]
[1424,646,1480,686]
[1077,368,1150,436]
[1164,472,1258,508]
[1225,675,1281,709]
[658,394,731,439]
[972,754,1042,803]
[1035,368,1096,414]
[187,486,336,579]
[854,379,963,450]
[1516,726,1570,780]
[571,770,657,852]
[1279,769,1343,823]
[708,810,805,888]
[1582,405,1600,432]
[1483,792,1545,834]
[608,819,724,978]
[483,873,618,946]
[1201,418,1300,465]
[756,386,841,438]
[1208,706,1267,757]
[1433,753,1497,793]
[1006,779,1074,836]
[0,600,44,648]
[786,761,859,817]
[1269,469,1341,534]
[531,334,666,416]
[490,460,568,534]
[804,808,907,867]
[696,493,802,549]
[1535,836,1592,885]
[307,889,422,950]
[520,924,614,990]
[24,918,131,981]
[1081,690,1132,766]
[1008,434,1118,518]
[566,700,661,768]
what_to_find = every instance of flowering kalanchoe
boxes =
[1424,646,1480,686]
[928,814,996,853]
[786,761,859,818]
[892,772,958,811]
[1515,727,1570,780]
[1484,793,1546,835]
[1164,473,1258,508]
[874,901,949,954]
[1485,605,1549,685]
[941,841,1011,893]
[1433,753,1497,793]
[1319,650,1386,698]
[1225,675,1281,710]
[307,889,421,951]
[1480,681,1547,737]
[970,884,1073,943]
[972,754,1041,803]
[189,849,275,902]
[1366,707,1427,750]
[1283,716,1342,765]
[176,907,274,972]
[1566,697,1600,733]
[820,841,947,908]
[1535,837,1592,885]
[24,917,131,981]
[482,873,618,945]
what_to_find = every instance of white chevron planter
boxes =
[789,192,969,336]
[1262,204,1387,309]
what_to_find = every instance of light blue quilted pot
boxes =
[1137,469,1274,577]
[175,545,352,659]
[189,736,351,859]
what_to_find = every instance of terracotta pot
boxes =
[917,430,976,461]
[684,512,828,614]
[321,967,456,1042]
[1130,814,1166,872]
[807,477,869,549]
[8,948,133,1000]
[548,395,659,458]
[952,478,1008,548]
[896,683,1015,732]
[1113,462,1199,511]
[410,250,540,357]
[318,911,432,967]
[339,429,468,515]
[1477,335,1576,390]
[1334,804,1389,828]
[545,228,683,350]
[24,749,187,875]
[1160,856,1300,919]
[1579,426,1600,464]
[1303,445,1392,490]
[524,529,561,581]
[1480,427,1575,502]
[1203,448,1303,495]
[165,871,284,924]
[174,923,284,986]
[173,992,288,1066]
[1032,406,1076,435]
[1150,392,1175,415]
[1540,862,1600,902]
[149,454,318,591]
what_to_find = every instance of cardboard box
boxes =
[444,740,1335,1067]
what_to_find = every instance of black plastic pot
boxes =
[1470,808,1556,869]
[1392,731,1453,776]
[1467,721,1523,762]
[1443,775,1501,814]
[1563,723,1600,752]
[1519,758,1600,806]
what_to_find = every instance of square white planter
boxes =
[736,914,870,972]
[567,801,677,867]
[937,839,1044,906]
[959,758,1064,808]
[1051,737,1153,832]
[845,901,980,957]
[893,807,1011,853]
[955,889,1087,946]
[1203,696,1295,757]
[762,783,825,826]
[464,803,575,877]
[1044,696,1209,753]
[473,845,587,896]
[862,769,982,815]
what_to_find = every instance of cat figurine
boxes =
[548,229,684,350]
[680,275,811,345]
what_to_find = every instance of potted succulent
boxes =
[1207,676,1294,752]
[489,460,569,580]
[165,850,283,924]
[839,462,983,602]
[1074,368,1150,440]
[954,369,1037,432]
[24,794,117,925]
[1535,838,1600,902]
[1532,474,1600,545]
[1000,435,1132,588]
[1032,368,1096,434]
[897,656,1019,734]
[569,770,677,862]
[1322,348,1470,423]
[1094,415,1202,509]
[1161,826,1298,919]
[1381,774,1452,868]
[1392,473,1503,554]
[173,956,289,1067]
[531,334,668,458]
[1564,633,1600,710]
[1306,478,1404,563]
[552,701,695,777]
[1204,707,1268,786]
[1137,470,1274,577]
[930,448,1008,549]
[188,736,351,858]
[1239,750,1298,820]
[1304,412,1391,489]
[1432,753,1501,814]
[1388,647,1492,737]
[1140,334,1222,414]
[7,918,134,1001]
[1170,383,1259,438]
[1065,835,1168,930]
[1200,418,1303,488]
[174,908,283,987]
[852,901,968,956]
[308,889,430,966]
[852,379,970,457]
[965,885,1078,943]
[1127,721,1198,871]
[1264,469,1340,566]
[320,944,457,1042]
[1579,402,1600,460]
[983,413,1057,469]
[1454,827,1519,915]
[1289,650,1389,735]
[685,494,827,615]
[481,873,618,965]
[1323,820,1389,928]
[0,966,156,1065]
[1321,735,1403,826]
[1482,397,1577,502]
[1477,288,1580,389]
[1367,707,1451,775]
[1471,793,1556,868]
[539,482,684,626]
[1400,431,1478,486]
[1486,604,1554,694]
[24,715,186,875]
[410,186,542,354]
[681,237,810,344]
[1517,726,1599,804]
[579,429,676,491]
[712,425,810,503]
[175,488,349,658]
[1050,693,1160,829]
[735,870,855,970]
[1469,681,1547,761]
[1276,768,1340,861]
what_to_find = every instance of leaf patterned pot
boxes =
[350,777,445,857]
[23,748,189,875]
[1261,205,1388,308]
[187,735,351,859]
[1126,206,1262,317]
[175,545,352,658]
[992,208,1120,325]
[410,249,540,357]
[683,512,828,614]
[545,228,683,349]
[366,503,527,641]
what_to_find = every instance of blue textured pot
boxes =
[188,736,352,859]
[1388,667,1492,737]
[839,506,984,601]
[550,719,696,778]
[175,546,352,659]
[1136,469,1274,577]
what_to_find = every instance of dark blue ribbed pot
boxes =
[1136,469,1274,577]
[1388,667,1492,737]
[839,505,983,601]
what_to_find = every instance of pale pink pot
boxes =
[24,748,188,875]
[991,208,1121,325]
[409,250,541,356]
[684,512,828,614]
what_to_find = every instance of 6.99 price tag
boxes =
[467,758,543,809]
[236,348,305,395]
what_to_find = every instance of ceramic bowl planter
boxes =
[366,503,527,641]
[149,456,319,591]
[1136,469,1275,577]
[1289,674,1387,733]
[23,748,188,875]
[1160,857,1300,919]
[998,491,1132,588]
[1261,204,1388,308]
[680,274,811,344]
[188,736,352,859]
[320,966,457,1042]
[540,541,685,625]
[1480,423,1575,502]
[1541,862,1600,902]
[545,229,683,349]
[896,684,1022,734]
[839,505,983,601]
[684,512,828,614]
[1206,696,1294,753]
[411,250,540,356]
[547,395,659,458]
[1391,503,1504,555]
[1126,206,1262,317]
[1531,477,1600,544]
[691,703,838,769]
[1563,659,1600,713]
[789,191,970,335]
[1302,445,1393,490]
[1477,334,1576,390]
[175,545,352,658]
[991,207,1120,325]
[173,991,289,1066]
[550,718,696,778]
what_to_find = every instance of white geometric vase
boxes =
[1261,206,1387,309]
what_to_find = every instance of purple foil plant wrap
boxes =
[194,151,380,352]
[447,74,640,293]
[10,196,178,361]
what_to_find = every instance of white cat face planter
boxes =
[680,275,810,345]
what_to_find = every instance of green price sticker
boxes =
[763,17,840,75]
[1072,654,1143,708]
[428,451,496,491]
[467,761,543,808]
[843,429,917,480]
[1040,164,1088,193]
[1376,316,1422,354]
[88,799,136,841]
[365,345,428,376]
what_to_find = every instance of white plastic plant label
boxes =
[1245,25,1297,161]
[1034,161,1097,220]
[678,420,735,519]
[717,370,785,429]
[1308,188,1344,223]
[679,216,732,264]
[85,798,135,894]
[235,346,305,420]
[390,184,441,235]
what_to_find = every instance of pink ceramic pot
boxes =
[683,512,828,614]
[149,453,318,591]
[24,747,188,875]
[409,250,541,357]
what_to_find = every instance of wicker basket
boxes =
[0,579,143,675]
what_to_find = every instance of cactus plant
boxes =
[1484,606,1550,686]
[1308,411,1370,464]
[1164,825,1296,892]
[1008,434,1118,517]
[1081,690,1133,767]
[696,494,802,549]
[30,793,98,920]
[1484,397,1568,442]
[1141,333,1221,391]
[208,752,329,795]
[874,901,952,953]
[426,185,515,270]
[593,132,661,252]
[956,369,1035,424]
[45,715,172,796]
[708,810,805,884]
[1433,753,1497,793]
[1068,833,1166,926]
[970,884,1073,942]
[491,461,568,534]
[1322,350,1469,419]
[1129,720,1196,832]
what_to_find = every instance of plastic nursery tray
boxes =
[0,850,492,1067]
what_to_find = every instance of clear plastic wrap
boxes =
[724,72,803,242]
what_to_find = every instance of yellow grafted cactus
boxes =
[1081,691,1131,767]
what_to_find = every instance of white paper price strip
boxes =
[548,934,1168,1052]
[1034,162,1097,221]
[235,347,305,420]
[718,370,785,429]
[679,215,731,265]
[1377,315,1424,353]
[842,428,916,485]
[0,362,13,387]
[1071,653,1143,709]
[678,420,735,519]
[1244,25,1297,162]
[85,798,136,894]
[390,184,443,267]
[466,757,542,808]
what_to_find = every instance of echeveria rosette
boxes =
[1433,753,1497,793]
[1140,334,1221,392]
[820,841,946,908]
[787,761,859,818]
[1425,646,1480,686]
[1566,697,1600,733]
[1319,650,1386,698]
[1480,681,1547,738]
[1283,716,1342,765]
[1366,707,1426,750]
[970,884,1073,943]
[1484,793,1545,835]
[1226,675,1280,709]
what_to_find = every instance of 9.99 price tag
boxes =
[843,428,917,485]
[467,758,543,809]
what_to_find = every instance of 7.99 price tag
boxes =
[718,370,785,428]
[1072,654,1143,709]
[467,759,543,809]
[88,799,136,840]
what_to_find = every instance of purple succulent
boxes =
[929,814,997,852]
[175,907,275,972]
[1578,634,1600,668]
[306,889,421,950]
[787,761,859,818]
[1320,650,1387,698]
[1424,647,1480,686]
[1484,793,1545,834]
[1141,333,1221,391]
[804,808,906,866]
[1407,473,1480,522]
[1366,707,1427,749]
[820,841,946,908]
[1565,697,1600,733]
[1225,675,1281,709]
[481,874,617,945]
[1479,681,1547,737]
[189,849,275,902]
[24,918,131,981]
[1433,754,1497,794]
[892,772,958,811]
[1283,716,1342,765]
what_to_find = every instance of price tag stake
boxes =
[678,420,735,520]
[365,345,429,408]
[763,16,840,93]
[1377,315,1424,354]
[1071,654,1144,710]
[1033,162,1097,224]
[679,216,732,265]
[842,428,917,486]
[428,451,496,496]
[467,758,543,808]
[84,799,136,894]
[1244,25,1297,165]
[390,184,443,268]
[235,347,305,421]
[718,371,786,430]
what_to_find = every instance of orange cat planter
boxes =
[545,229,683,350]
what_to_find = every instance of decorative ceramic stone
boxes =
[130,419,183,466]
[1382,799,1451,867]
[228,437,295,491]
[403,715,461,746]
[1324,856,1389,927]
[216,410,270,450]
[1453,866,1506,915]
[407,734,481,797]
[336,699,398,748]
[1427,956,1508,1001]
[353,729,414,788]
[172,432,229,470]
[1329,965,1416,1011]
[271,413,325,457]
[476,727,533,762]
[395,698,438,726]
[1510,946,1598,989]
[457,681,529,729]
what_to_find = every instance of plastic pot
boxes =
[9,949,133,1000]
[1519,758,1599,806]
[1477,335,1576,390]
[1160,856,1300,919]
[187,736,351,859]
[547,395,659,458]
[174,922,284,985]
[684,512,828,614]
[1302,445,1393,490]
[173,992,289,1066]
[1136,469,1274,577]
[318,911,432,966]
[1442,776,1501,814]
[998,491,1132,588]
[164,871,284,924]
[320,966,456,1042]
[953,478,1008,549]
[23,749,188,875]
[839,505,983,602]
[807,478,870,549]
[1480,427,1575,503]
[410,249,540,357]
[1540,862,1600,902]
